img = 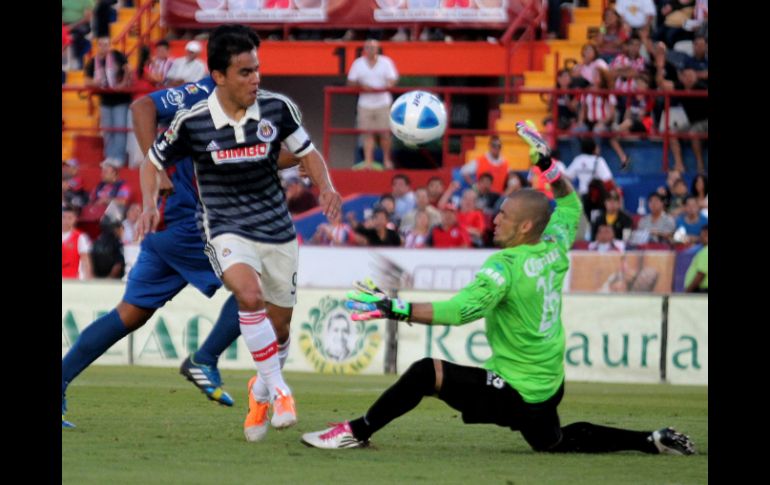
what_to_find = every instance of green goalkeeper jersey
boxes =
[431,192,582,403]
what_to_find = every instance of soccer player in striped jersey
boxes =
[62,25,303,432]
[145,28,341,438]
[302,122,694,456]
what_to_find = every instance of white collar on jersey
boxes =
[208,87,261,129]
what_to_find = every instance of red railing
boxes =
[501,0,547,102]
[63,83,707,173]
[112,0,161,58]
[322,85,708,172]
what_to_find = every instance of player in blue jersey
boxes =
[62,25,303,429]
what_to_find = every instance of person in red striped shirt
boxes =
[611,36,648,94]
[575,69,630,167]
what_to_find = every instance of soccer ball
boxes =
[389,90,447,147]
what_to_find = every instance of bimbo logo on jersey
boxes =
[212,143,270,164]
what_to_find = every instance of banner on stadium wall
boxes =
[163,0,520,27]
[569,251,676,294]
[62,282,132,365]
[561,294,663,383]
[62,283,387,375]
[297,246,496,291]
[396,291,707,385]
[666,296,707,385]
[373,0,509,22]
[62,283,707,384]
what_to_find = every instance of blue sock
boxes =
[193,294,240,367]
[62,309,131,395]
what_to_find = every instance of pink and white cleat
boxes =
[301,421,368,449]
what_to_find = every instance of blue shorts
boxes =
[122,227,222,309]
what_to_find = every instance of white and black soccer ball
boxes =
[389,90,447,147]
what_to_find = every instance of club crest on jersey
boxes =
[165,89,184,107]
[256,119,278,142]
[212,143,269,164]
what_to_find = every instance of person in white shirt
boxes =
[615,0,657,30]
[563,139,614,196]
[166,40,207,86]
[347,39,399,170]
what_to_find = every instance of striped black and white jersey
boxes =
[148,88,314,244]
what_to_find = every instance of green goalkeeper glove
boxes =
[345,278,412,322]
[516,120,561,183]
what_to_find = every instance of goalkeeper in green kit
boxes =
[301,122,695,456]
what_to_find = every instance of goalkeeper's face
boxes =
[493,198,529,247]
[493,192,547,247]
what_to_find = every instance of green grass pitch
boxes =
[63,366,707,484]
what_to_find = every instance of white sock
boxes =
[239,310,290,400]
[252,337,290,402]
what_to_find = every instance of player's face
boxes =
[493,198,526,247]
[223,49,260,108]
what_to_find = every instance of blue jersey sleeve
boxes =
[149,77,215,124]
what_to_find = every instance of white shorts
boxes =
[206,234,299,308]
[658,106,690,132]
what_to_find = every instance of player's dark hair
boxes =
[210,24,261,47]
[207,31,259,74]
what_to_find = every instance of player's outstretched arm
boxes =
[297,149,341,220]
[346,268,507,327]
